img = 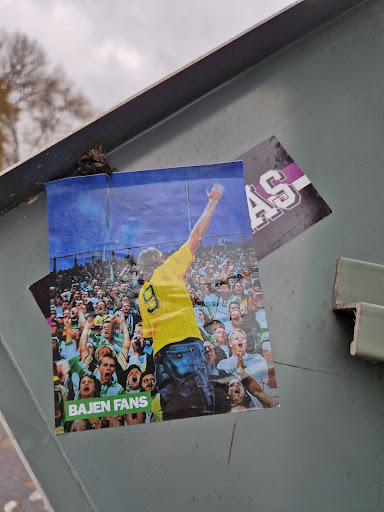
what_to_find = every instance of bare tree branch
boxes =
[0,29,93,168]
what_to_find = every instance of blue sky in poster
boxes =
[45,161,251,266]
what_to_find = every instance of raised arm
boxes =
[106,314,118,344]
[120,316,131,360]
[204,272,215,293]
[186,184,224,256]
[110,290,121,310]
[237,354,277,408]
[60,291,69,302]
[63,318,72,344]
[79,315,94,362]
[69,296,76,310]
[76,301,86,329]
[222,261,236,284]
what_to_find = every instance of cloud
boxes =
[0,0,298,114]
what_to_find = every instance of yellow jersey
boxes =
[138,244,202,355]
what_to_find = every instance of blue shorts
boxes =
[155,338,214,420]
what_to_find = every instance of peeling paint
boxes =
[227,421,237,466]
[26,197,39,206]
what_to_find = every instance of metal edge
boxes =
[333,257,342,308]
[0,0,365,216]
[350,302,361,356]
[0,410,54,512]
[0,331,98,512]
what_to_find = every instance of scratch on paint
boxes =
[26,196,38,205]
[228,421,237,466]
[274,361,336,375]
[377,474,383,512]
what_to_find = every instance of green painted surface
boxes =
[355,303,384,361]
[335,258,384,307]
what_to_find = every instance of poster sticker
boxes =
[45,162,279,434]
[240,136,332,260]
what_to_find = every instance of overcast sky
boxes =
[1,0,299,116]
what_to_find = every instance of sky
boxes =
[45,161,253,268]
[1,0,300,115]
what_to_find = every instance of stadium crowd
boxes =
[51,240,279,434]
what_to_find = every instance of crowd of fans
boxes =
[51,240,279,434]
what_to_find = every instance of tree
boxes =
[0,79,18,170]
[0,30,93,169]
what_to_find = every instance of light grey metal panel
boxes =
[0,332,96,512]
[0,1,383,511]
[0,197,51,410]
[109,0,384,375]
[0,197,96,511]
[56,363,383,512]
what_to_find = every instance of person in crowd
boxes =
[124,412,145,426]
[211,317,226,333]
[65,419,94,433]
[194,307,215,342]
[65,316,124,396]
[216,281,232,321]
[60,318,80,360]
[97,354,126,397]
[50,213,279,429]
[229,309,242,332]
[87,289,99,306]
[103,297,114,315]
[203,282,219,318]
[54,380,67,434]
[117,298,140,336]
[73,374,102,429]
[96,316,122,352]
[255,303,270,349]
[227,354,278,412]
[123,365,145,424]
[195,307,210,330]
[51,319,62,361]
[243,266,257,291]
[138,184,224,420]
[116,321,154,380]
[127,323,153,371]
[194,290,210,317]
[55,314,65,340]
[125,364,142,392]
[78,316,113,368]
[81,291,95,313]
[94,300,109,326]
[78,374,101,399]
[101,416,124,428]
[213,327,230,357]
[188,288,197,306]
[70,290,82,309]
[61,301,70,315]
[108,288,121,311]
[140,371,162,423]
[228,301,240,316]
[233,282,248,308]
[203,341,232,414]
[227,307,257,352]
[217,329,270,408]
